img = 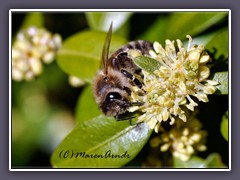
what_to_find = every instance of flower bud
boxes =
[12,26,62,82]
[25,71,35,81]
[68,76,85,87]
[198,66,210,81]
[43,52,55,64]
[199,54,210,64]
[160,143,170,152]
[29,57,42,75]
[12,68,23,81]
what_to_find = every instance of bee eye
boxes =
[106,92,122,102]
[119,52,128,57]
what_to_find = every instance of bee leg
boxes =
[115,112,136,122]
[115,114,142,126]
[129,119,133,126]
[120,69,145,90]
[120,69,134,79]
[129,101,144,106]
[117,115,138,126]
[133,78,143,89]
[123,86,132,95]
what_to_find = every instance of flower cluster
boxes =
[12,26,62,81]
[150,111,207,162]
[130,35,218,132]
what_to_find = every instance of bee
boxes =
[92,23,153,120]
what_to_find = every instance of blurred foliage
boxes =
[139,12,227,44]
[12,11,229,169]
[57,31,127,83]
[21,12,44,29]
[221,111,229,141]
[85,12,132,33]
[12,62,76,166]
[75,85,101,124]
[173,153,226,168]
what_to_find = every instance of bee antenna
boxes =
[101,22,113,75]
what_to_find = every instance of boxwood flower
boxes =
[150,110,207,162]
[12,26,62,81]
[130,35,218,132]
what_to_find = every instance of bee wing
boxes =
[101,22,113,75]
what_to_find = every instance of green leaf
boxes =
[133,56,162,74]
[114,20,130,38]
[186,31,220,47]
[173,153,227,168]
[206,28,229,60]
[85,12,132,32]
[221,111,228,141]
[138,14,169,43]
[166,12,228,41]
[140,12,227,43]
[51,115,152,168]
[173,156,206,168]
[205,153,227,168]
[210,71,228,95]
[56,30,127,83]
[75,85,101,124]
[21,12,44,29]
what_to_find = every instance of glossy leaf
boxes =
[51,115,153,168]
[205,153,227,168]
[173,153,226,168]
[186,31,218,47]
[173,156,206,168]
[206,29,229,60]
[221,111,228,141]
[211,71,228,95]
[133,56,162,74]
[57,30,127,83]
[138,14,170,43]
[75,85,101,124]
[21,12,44,29]
[85,12,132,32]
[166,12,227,41]
[140,12,227,43]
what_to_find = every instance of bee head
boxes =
[101,91,129,116]
[92,69,132,117]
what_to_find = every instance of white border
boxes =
[9,9,231,171]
